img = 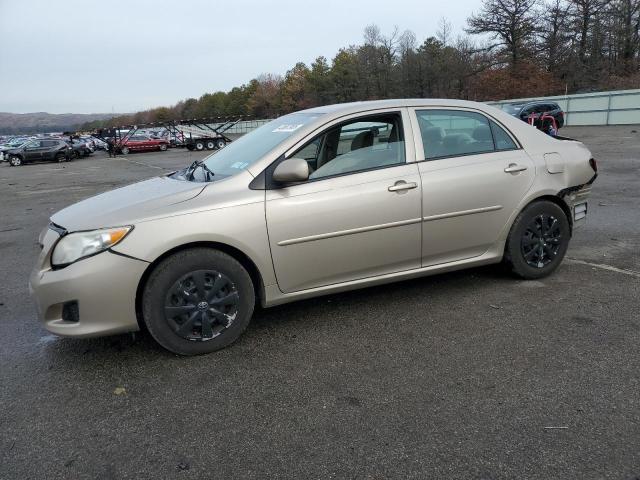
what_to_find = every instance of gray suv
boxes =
[6,139,73,166]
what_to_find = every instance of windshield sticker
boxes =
[230,161,250,169]
[272,124,304,133]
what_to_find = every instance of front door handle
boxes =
[504,163,528,173]
[388,181,418,192]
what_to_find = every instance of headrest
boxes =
[472,125,493,142]
[351,130,374,151]
[422,126,445,143]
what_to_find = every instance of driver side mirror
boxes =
[272,158,309,184]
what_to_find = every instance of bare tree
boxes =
[466,0,539,67]
[566,0,612,62]
[437,17,453,46]
[540,0,572,70]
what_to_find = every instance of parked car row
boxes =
[3,138,73,166]
[1,134,109,166]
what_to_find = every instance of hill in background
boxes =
[0,112,121,135]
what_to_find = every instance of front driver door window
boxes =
[308,117,405,179]
[265,111,422,293]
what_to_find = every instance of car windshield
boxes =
[501,104,523,114]
[200,112,323,178]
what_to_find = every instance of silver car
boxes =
[29,100,597,355]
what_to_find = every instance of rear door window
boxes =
[415,110,495,159]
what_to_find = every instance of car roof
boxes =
[297,98,494,116]
[514,100,560,107]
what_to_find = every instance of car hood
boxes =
[51,176,207,231]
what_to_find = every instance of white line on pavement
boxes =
[566,258,640,278]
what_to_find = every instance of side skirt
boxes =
[262,244,505,307]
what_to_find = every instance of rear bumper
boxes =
[29,229,148,337]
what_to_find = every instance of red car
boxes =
[119,135,169,154]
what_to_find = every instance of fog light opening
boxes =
[61,301,79,323]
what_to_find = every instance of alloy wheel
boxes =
[521,214,562,268]
[164,270,239,341]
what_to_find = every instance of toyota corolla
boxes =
[30,99,597,355]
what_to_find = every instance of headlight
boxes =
[51,226,132,267]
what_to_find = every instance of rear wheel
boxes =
[206,140,215,150]
[159,144,168,151]
[504,200,570,279]
[121,147,130,155]
[216,139,226,149]
[194,141,205,151]
[9,156,22,167]
[142,248,255,355]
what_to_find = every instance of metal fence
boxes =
[487,88,640,126]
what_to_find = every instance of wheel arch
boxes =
[134,241,265,329]
[521,194,573,232]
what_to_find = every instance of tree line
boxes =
[82,0,640,130]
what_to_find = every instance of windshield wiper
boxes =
[185,159,215,182]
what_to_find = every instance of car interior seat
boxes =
[471,125,494,152]
[350,130,374,151]
[420,125,445,158]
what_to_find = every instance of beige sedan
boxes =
[30,100,597,355]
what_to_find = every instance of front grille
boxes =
[61,301,79,323]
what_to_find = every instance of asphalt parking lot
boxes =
[1,126,639,479]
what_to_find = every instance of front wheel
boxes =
[159,144,168,151]
[9,156,22,167]
[121,147,130,155]
[504,200,571,279]
[142,248,255,355]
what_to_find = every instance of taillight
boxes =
[589,158,597,172]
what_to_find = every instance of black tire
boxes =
[194,141,205,151]
[504,200,571,279]
[142,248,255,355]
[121,146,130,155]
[9,156,22,167]
[216,139,226,149]
[205,140,215,150]
[159,144,168,151]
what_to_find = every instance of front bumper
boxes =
[29,229,148,338]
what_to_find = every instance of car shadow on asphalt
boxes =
[39,264,510,362]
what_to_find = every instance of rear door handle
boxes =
[504,163,528,173]
[388,181,418,192]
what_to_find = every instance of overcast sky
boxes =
[0,0,478,114]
